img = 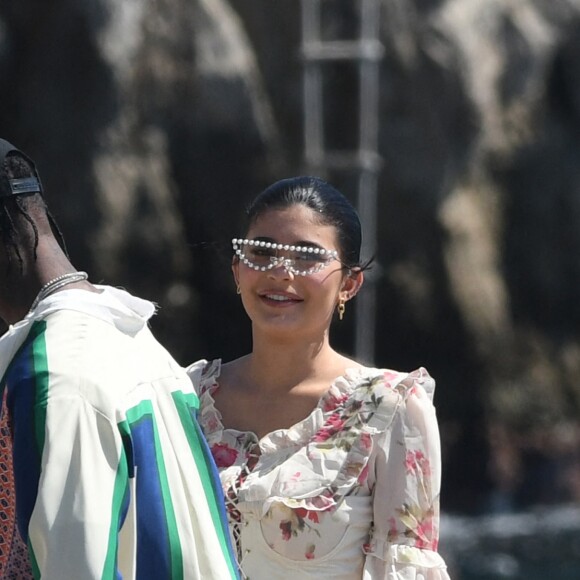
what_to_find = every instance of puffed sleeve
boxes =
[363,368,450,579]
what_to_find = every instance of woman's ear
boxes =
[232,258,240,289]
[339,269,364,303]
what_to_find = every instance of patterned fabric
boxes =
[0,287,238,580]
[188,359,451,580]
[0,391,33,578]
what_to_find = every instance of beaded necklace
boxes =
[29,271,89,312]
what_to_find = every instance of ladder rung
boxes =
[302,40,384,62]
[306,150,383,171]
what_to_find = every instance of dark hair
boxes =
[245,176,366,270]
[1,153,66,269]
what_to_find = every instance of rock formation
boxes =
[1,0,580,513]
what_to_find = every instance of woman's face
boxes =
[233,204,361,340]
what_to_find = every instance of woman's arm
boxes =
[363,369,451,579]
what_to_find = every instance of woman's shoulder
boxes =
[381,366,436,401]
[334,365,436,426]
[345,364,434,398]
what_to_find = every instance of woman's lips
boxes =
[259,291,303,306]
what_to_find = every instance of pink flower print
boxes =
[322,388,349,412]
[405,450,418,473]
[357,463,369,485]
[383,370,399,384]
[387,516,399,542]
[310,493,336,511]
[362,538,374,554]
[296,507,320,523]
[211,443,238,468]
[328,412,346,429]
[279,520,293,541]
[290,471,301,483]
[312,412,346,442]
[397,503,439,550]
[360,432,372,450]
[312,429,333,443]
[305,544,316,559]
[414,516,437,550]
[405,449,431,477]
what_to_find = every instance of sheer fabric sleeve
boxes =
[363,369,450,579]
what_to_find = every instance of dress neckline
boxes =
[199,359,380,447]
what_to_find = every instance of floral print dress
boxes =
[187,360,450,580]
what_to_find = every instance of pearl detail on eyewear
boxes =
[232,238,339,276]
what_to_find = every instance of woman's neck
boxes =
[238,331,349,395]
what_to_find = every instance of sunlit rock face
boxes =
[0,0,279,359]
[233,0,580,512]
[1,0,580,513]
[374,0,580,512]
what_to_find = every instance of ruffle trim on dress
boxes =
[196,359,326,450]
[245,368,428,515]
[301,370,403,503]
[193,359,226,442]
[364,542,450,578]
[194,360,437,519]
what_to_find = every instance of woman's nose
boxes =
[268,259,294,280]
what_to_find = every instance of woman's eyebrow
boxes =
[250,236,326,249]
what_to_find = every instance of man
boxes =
[0,138,238,579]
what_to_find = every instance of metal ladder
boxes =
[300,0,384,363]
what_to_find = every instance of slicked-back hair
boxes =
[1,153,67,270]
[245,176,366,270]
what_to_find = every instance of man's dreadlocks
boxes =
[0,153,67,270]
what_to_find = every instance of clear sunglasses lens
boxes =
[289,251,325,274]
[247,246,277,267]
[236,241,334,274]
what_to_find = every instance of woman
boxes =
[187,177,450,579]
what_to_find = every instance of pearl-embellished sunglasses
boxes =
[232,238,340,276]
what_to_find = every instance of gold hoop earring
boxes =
[337,299,346,321]
[236,285,241,295]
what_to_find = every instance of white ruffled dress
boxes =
[187,360,451,580]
